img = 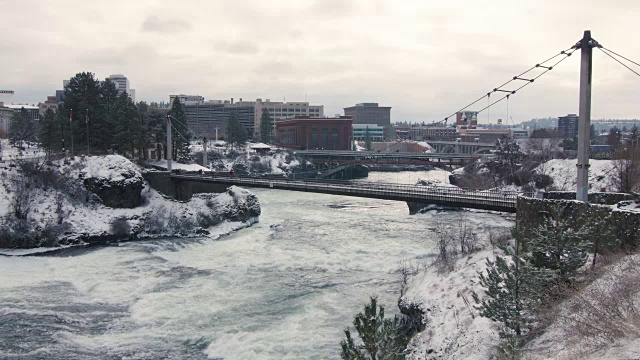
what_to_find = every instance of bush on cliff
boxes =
[340,297,420,360]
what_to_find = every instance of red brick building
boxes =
[276,116,353,150]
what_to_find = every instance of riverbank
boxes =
[0,155,261,249]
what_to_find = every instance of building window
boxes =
[311,128,319,148]
[322,128,329,149]
[331,128,338,149]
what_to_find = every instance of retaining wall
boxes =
[143,171,228,201]
[516,194,640,248]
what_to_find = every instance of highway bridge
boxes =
[293,150,492,167]
[170,174,518,213]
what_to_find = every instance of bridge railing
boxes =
[173,173,518,209]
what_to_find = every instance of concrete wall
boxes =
[143,171,229,201]
[516,194,640,249]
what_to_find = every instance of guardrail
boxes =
[171,173,519,212]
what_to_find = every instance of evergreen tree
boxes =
[226,111,247,148]
[340,297,417,360]
[259,108,273,144]
[98,79,120,151]
[169,97,191,160]
[8,108,37,148]
[63,72,103,153]
[365,126,372,151]
[39,108,61,155]
[473,229,554,354]
[112,93,139,156]
[529,208,592,281]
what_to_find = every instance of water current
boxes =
[0,171,513,359]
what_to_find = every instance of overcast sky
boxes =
[1,0,639,123]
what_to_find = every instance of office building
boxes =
[38,96,58,115]
[249,98,324,131]
[456,111,478,126]
[276,116,353,150]
[106,74,135,102]
[352,124,385,141]
[183,103,254,139]
[0,103,13,136]
[558,114,579,138]
[5,104,40,122]
[510,127,531,139]
[344,103,392,139]
[170,94,205,106]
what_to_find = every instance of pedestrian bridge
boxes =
[170,174,519,213]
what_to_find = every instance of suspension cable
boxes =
[440,46,575,124]
[600,47,640,68]
[473,47,578,116]
[598,48,640,78]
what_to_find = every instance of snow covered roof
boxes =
[250,143,272,149]
[5,104,39,110]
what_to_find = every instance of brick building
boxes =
[276,116,353,150]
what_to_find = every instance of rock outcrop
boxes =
[79,155,145,208]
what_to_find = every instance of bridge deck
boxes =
[172,174,517,213]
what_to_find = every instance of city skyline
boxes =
[2,0,640,123]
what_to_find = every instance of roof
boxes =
[5,104,39,110]
[250,143,272,149]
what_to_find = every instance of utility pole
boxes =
[203,136,208,169]
[576,30,597,202]
[70,108,74,157]
[167,114,172,172]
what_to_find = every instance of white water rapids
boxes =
[0,171,513,359]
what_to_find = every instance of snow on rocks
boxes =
[0,155,261,249]
[403,249,501,360]
[535,159,614,192]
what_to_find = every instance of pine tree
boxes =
[473,228,554,354]
[39,108,61,155]
[169,97,191,160]
[112,93,139,156]
[340,297,416,360]
[8,108,37,148]
[63,72,103,153]
[529,207,592,281]
[226,111,247,148]
[259,108,273,144]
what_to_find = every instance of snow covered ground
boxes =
[0,139,45,160]
[524,253,640,360]
[535,159,614,192]
[404,249,503,359]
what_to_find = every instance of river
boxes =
[0,171,513,359]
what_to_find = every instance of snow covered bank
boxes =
[524,253,640,359]
[0,155,261,249]
[403,249,503,359]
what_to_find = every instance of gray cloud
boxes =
[216,41,260,55]
[141,15,191,33]
[3,0,640,121]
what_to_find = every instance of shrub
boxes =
[340,297,419,360]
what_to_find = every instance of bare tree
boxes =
[608,146,640,193]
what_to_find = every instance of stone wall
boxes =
[517,195,640,249]
[539,191,635,205]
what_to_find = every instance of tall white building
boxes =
[107,74,136,102]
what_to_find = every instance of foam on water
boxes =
[0,171,513,359]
